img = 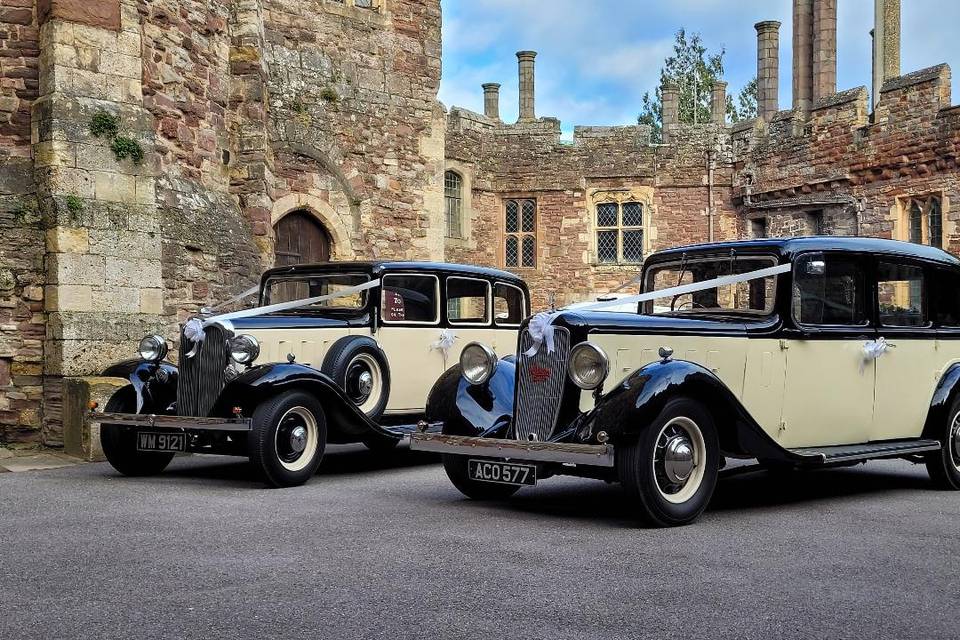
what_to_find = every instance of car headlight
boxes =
[460,342,498,385]
[138,335,168,362]
[229,334,260,365]
[568,342,609,390]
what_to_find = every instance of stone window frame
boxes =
[444,170,464,239]
[443,160,474,247]
[587,188,655,267]
[503,196,538,270]
[897,194,946,249]
[324,0,389,19]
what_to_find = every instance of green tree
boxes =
[728,77,758,122]
[638,30,725,142]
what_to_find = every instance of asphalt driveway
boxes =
[1,447,957,639]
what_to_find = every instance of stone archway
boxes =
[270,193,355,263]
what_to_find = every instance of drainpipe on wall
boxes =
[707,148,715,242]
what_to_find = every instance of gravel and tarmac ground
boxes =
[1,445,958,639]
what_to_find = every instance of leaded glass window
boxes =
[444,170,462,238]
[905,195,944,249]
[595,201,644,264]
[504,199,536,268]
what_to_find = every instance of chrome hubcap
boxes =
[663,435,695,484]
[357,371,373,396]
[289,425,307,453]
[950,414,960,467]
[653,416,706,504]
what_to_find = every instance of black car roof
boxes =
[646,236,960,268]
[260,261,528,286]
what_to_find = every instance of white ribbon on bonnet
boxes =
[523,262,793,357]
[181,279,382,357]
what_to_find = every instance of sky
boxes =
[439,0,960,139]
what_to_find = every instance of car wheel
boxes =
[442,454,521,500]
[248,390,327,488]
[616,396,719,527]
[322,337,390,421]
[100,386,175,477]
[925,397,960,490]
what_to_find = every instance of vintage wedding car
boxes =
[412,237,960,526]
[93,261,529,487]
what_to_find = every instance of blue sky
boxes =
[439,0,960,138]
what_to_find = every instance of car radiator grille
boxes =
[177,323,230,417]
[512,326,571,442]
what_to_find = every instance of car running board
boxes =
[788,439,941,465]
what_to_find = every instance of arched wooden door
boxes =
[274,210,331,265]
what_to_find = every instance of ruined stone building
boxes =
[0,0,957,448]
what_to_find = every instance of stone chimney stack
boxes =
[873,0,901,108]
[516,51,537,122]
[812,0,837,101]
[482,83,501,120]
[755,21,781,121]
[711,81,727,125]
[792,0,814,112]
[661,82,679,143]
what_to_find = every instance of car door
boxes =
[871,259,939,441]
[779,252,876,448]
[376,273,444,414]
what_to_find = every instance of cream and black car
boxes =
[412,238,960,526]
[93,261,528,487]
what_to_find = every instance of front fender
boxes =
[587,359,802,462]
[922,363,960,440]
[101,359,178,414]
[212,362,398,443]
[425,359,516,438]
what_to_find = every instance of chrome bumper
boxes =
[409,432,615,467]
[92,412,252,432]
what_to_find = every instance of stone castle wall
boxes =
[0,0,445,447]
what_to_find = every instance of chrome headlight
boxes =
[460,342,497,385]
[229,334,260,365]
[138,335,168,362]
[568,342,609,390]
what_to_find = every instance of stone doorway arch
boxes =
[270,193,354,264]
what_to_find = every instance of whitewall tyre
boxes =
[925,398,960,490]
[248,390,327,488]
[321,337,391,421]
[616,397,719,527]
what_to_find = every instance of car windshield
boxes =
[262,273,371,313]
[641,254,777,317]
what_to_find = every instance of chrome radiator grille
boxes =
[512,326,571,442]
[177,323,230,417]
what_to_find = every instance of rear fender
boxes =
[922,363,960,440]
[587,359,803,462]
[425,359,516,438]
[212,362,399,444]
[101,359,178,414]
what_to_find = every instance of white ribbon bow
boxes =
[182,317,205,358]
[430,329,458,367]
[861,337,893,372]
[524,311,561,357]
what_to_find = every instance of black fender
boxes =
[101,359,178,414]
[586,359,806,463]
[425,359,516,438]
[211,362,400,444]
[922,363,960,441]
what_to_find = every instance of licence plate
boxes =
[136,432,186,452]
[468,459,536,486]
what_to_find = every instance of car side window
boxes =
[877,262,927,327]
[792,253,868,326]
[934,269,960,327]
[381,274,439,324]
[493,283,525,326]
[446,277,490,325]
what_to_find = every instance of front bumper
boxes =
[409,432,615,467]
[92,412,252,432]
